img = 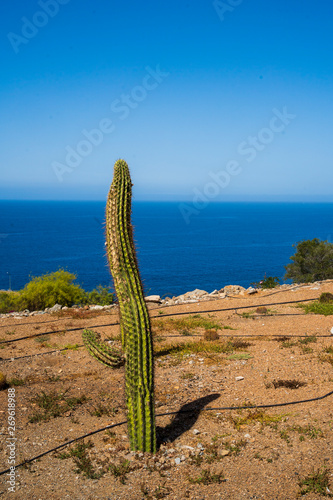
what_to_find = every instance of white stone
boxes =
[89,305,104,310]
[235,376,244,381]
[145,295,161,303]
[193,429,200,435]
[49,303,62,313]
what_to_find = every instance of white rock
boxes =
[49,304,62,313]
[89,305,104,310]
[235,376,244,381]
[174,457,181,465]
[145,295,161,303]
[246,287,258,294]
[330,327,333,335]
[193,429,200,435]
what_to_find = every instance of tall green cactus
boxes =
[105,159,156,453]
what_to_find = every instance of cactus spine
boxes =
[82,329,124,368]
[106,159,156,453]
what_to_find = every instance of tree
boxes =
[284,238,333,283]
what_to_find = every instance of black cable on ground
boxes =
[0,388,332,476]
[0,296,321,346]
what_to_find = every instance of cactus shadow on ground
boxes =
[156,393,220,446]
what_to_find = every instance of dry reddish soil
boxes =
[0,283,333,500]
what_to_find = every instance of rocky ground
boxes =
[0,281,333,499]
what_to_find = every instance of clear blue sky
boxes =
[1,0,333,201]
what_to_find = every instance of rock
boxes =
[224,285,246,296]
[89,305,104,311]
[184,289,208,299]
[144,295,161,303]
[235,376,244,381]
[220,449,230,456]
[330,327,333,335]
[49,304,62,313]
[210,289,219,295]
[62,306,68,311]
[193,429,200,435]
[247,287,258,294]
[174,457,181,465]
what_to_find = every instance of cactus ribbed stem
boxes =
[82,330,124,368]
[106,159,156,453]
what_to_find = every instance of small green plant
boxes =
[280,339,298,348]
[227,353,252,360]
[227,339,251,350]
[89,403,118,418]
[319,292,333,303]
[223,439,247,455]
[154,340,234,358]
[299,467,332,496]
[188,468,226,485]
[34,336,52,348]
[299,301,333,316]
[109,459,132,484]
[230,409,286,430]
[298,335,317,344]
[181,372,196,380]
[292,424,323,439]
[57,440,102,479]
[252,275,280,289]
[152,315,222,333]
[319,353,333,366]
[270,379,307,390]
[62,343,81,351]
[8,377,25,387]
[29,389,87,422]
[241,311,255,319]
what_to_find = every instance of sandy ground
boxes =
[0,282,332,499]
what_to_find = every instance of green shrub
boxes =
[299,301,333,316]
[20,270,86,310]
[0,291,24,313]
[85,285,114,305]
[252,275,280,289]
[0,270,114,313]
[285,238,333,283]
[319,292,333,304]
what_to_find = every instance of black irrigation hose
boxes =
[0,322,119,345]
[0,297,322,346]
[0,388,332,477]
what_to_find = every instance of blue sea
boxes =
[0,201,333,296]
